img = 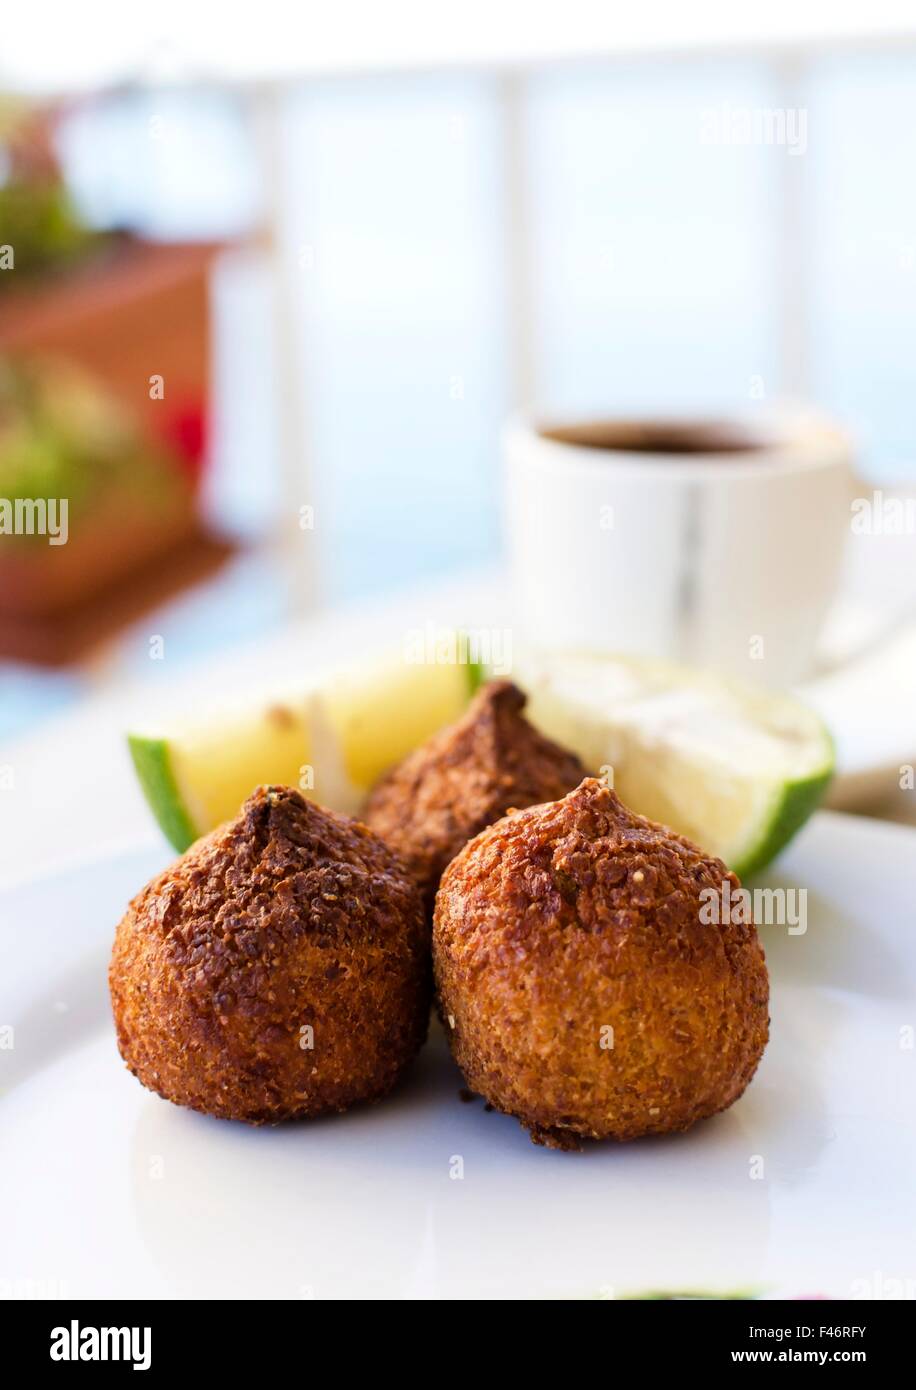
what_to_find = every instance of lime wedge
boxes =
[320,652,478,793]
[513,652,834,878]
[128,642,480,851]
[129,695,315,852]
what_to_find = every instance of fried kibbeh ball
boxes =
[433,777,769,1150]
[110,785,429,1123]
[363,679,585,916]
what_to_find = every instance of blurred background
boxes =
[2,2,916,867]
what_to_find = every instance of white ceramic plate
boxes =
[1,809,914,1301]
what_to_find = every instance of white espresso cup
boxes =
[503,410,855,688]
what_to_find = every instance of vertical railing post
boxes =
[772,51,811,402]
[498,69,538,413]
[249,79,322,611]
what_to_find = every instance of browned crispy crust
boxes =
[110,785,430,1123]
[364,680,585,916]
[433,777,769,1149]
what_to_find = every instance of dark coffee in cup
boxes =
[539,418,767,456]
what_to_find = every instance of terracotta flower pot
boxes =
[0,236,222,483]
[0,237,233,664]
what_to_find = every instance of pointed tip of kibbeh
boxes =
[363,679,586,914]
